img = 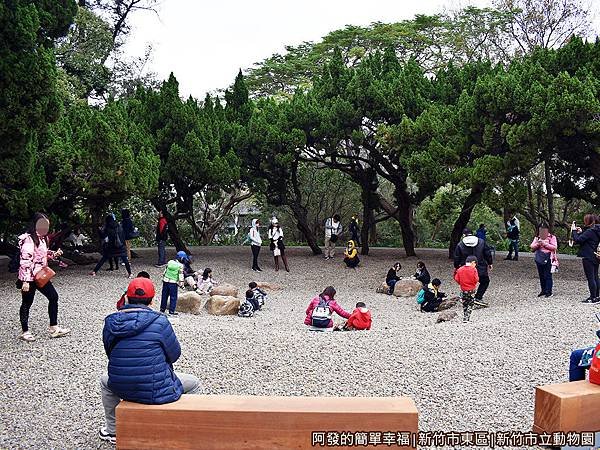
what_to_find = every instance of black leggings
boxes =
[20,281,59,332]
[583,259,600,299]
[94,254,131,275]
[475,274,490,301]
[251,245,261,270]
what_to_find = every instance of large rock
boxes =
[438,297,459,311]
[375,281,390,295]
[391,279,423,297]
[176,291,204,315]
[204,295,240,315]
[436,311,457,323]
[209,283,239,297]
[255,282,281,291]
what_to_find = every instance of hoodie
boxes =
[572,224,600,261]
[346,307,372,330]
[249,219,262,246]
[344,241,358,259]
[103,304,183,404]
[453,235,493,276]
[18,233,56,282]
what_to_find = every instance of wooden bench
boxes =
[116,395,418,449]
[533,380,600,433]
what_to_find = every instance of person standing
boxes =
[476,224,487,241]
[120,209,137,262]
[267,217,289,272]
[530,224,558,298]
[349,216,361,247]
[155,210,168,268]
[505,217,520,261]
[572,214,600,304]
[17,213,71,342]
[453,228,493,308]
[249,219,262,272]
[90,215,132,278]
[324,214,342,260]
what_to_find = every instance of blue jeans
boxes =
[507,239,519,259]
[387,279,397,295]
[536,260,553,295]
[157,240,166,265]
[570,348,594,381]
[161,282,178,313]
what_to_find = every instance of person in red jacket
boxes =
[454,255,479,323]
[344,302,372,330]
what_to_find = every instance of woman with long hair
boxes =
[267,217,289,272]
[17,213,70,341]
[530,224,558,298]
[572,214,600,303]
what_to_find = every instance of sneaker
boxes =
[582,298,600,304]
[537,292,545,298]
[545,293,553,298]
[513,257,519,261]
[19,331,36,342]
[473,299,488,308]
[324,256,330,260]
[256,268,262,272]
[168,311,179,316]
[49,326,71,338]
[99,427,116,444]
[89,271,96,277]
[504,256,512,260]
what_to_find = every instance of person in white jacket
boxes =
[268,217,290,272]
[324,214,342,259]
[249,219,262,271]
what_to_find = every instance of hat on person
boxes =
[463,227,472,236]
[126,277,155,299]
[466,256,478,264]
[176,250,189,261]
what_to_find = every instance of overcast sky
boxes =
[123,0,597,99]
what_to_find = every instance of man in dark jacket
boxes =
[572,217,600,303]
[155,210,168,267]
[454,228,494,307]
[99,277,200,444]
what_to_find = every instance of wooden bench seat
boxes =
[533,380,600,433]
[116,394,418,449]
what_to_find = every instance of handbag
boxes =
[534,249,550,265]
[34,266,56,288]
[588,343,600,385]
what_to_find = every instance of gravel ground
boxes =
[0,246,598,450]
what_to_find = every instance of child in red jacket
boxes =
[454,256,479,322]
[344,302,372,330]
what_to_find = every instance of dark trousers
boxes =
[536,260,553,295]
[582,258,600,299]
[475,274,490,301]
[20,281,59,332]
[251,245,261,270]
[94,254,131,275]
[507,239,519,259]
[570,348,591,382]
[157,240,166,265]
[161,282,178,313]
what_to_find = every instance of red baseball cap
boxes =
[126,277,155,299]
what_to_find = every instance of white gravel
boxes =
[0,246,598,449]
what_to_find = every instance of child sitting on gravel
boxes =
[197,268,218,294]
[454,256,479,323]
[304,286,351,332]
[249,282,268,308]
[238,292,256,317]
[342,302,372,330]
[419,279,447,313]
[117,271,150,309]
[245,289,261,312]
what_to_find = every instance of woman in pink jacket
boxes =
[17,213,70,342]
[304,286,350,331]
[530,224,558,298]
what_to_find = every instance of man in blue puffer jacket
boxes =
[99,276,201,444]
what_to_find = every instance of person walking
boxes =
[349,216,361,247]
[17,212,71,342]
[324,214,342,260]
[155,210,168,268]
[530,224,558,298]
[90,215,132,277]
[267,217,289,272]
[505,216,520,261]
[572,214,600,304]
[453,228,494,308]
[249,219,262,272]
[120,209,138,262]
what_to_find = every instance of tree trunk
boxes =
[448,184,486,258]
[359,187,377,256]
[289,203,322,255]
[393,187,416,257]
[378,193,415,257]
[545,158,555,233]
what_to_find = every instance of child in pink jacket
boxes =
[304,286,350,331]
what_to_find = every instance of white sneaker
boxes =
[99,426,116,444]
[49,326,71,338]
[19,331,36,342]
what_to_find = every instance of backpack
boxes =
[416,289,425,304]
[238,300,254,317]
[311,296,332,328]
[108,225,123,249]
